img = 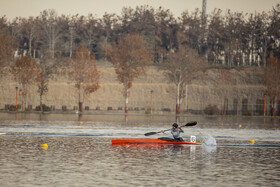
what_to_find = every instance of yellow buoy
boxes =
[238,124,242,128]
[41,143,48,150]
[249,139,255,144]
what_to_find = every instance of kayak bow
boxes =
[111,138,201,145]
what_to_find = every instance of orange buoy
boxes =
[249,139,255,144]
[41,143,48,150]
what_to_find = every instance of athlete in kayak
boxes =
[161,123,184,141]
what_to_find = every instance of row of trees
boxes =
[0,4,280,67]
[8,33,280,115]
[1,5,280,115]
[8,34,202,114]
[10,46,100,112]
[7,33,207,114]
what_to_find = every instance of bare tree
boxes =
[39,9,62,58]
[80,14,100,51]
[107,34,153,113]
[155,7,178,62]
[162,46,206,114]
[18,16,40,57]
[1,4,279,66]
[207,9,226,64]
[263,57,280,116]
[179,9,202,53]
[100,13,119,59]
[10,56,40,110]
[36,50,58,112]
[0,16,16,66]
[69,46,100,112]
[267,4,280,62]
[68,15,78,58]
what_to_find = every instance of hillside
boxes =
[0,61,266,114]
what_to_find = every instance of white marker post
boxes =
[190,136,196,143]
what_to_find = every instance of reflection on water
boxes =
[0,136,279,187]
[0,113,279,186]
[1,113,279,129]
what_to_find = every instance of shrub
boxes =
[8,105,17,111]
[204,104,220,115]
[35,104,51,112]
[242,110,252,116]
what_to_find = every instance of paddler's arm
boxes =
[161,129,170,133]
[179,126,184,133]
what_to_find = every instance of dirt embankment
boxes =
[0,61,265,114]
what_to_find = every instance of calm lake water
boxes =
[0,113,279,187]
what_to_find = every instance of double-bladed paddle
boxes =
[144,121,197,136]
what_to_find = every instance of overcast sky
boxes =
[0,0,279,20]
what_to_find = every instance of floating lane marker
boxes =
[249,139,255,144]
[41,143,48,150]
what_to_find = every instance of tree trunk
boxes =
[250,38,254,66]
[22,100,25,111]
[228,44,232,66]
[125,97,128,114]
[40,94,43,112]
[70,27,73,58]
[125,88,128,114]
[124,83,129,114]
[79,102,83,112]
[271,97,278,116]
[51,27,55,58]
[176,104,181,114]
[78,85,82,112]
[29,38,32,57]
[271,107,276,116]
[176,84,181,114]
[263,37,267,67]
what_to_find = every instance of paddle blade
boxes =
[184,121,197,127]
[144,132,158,136]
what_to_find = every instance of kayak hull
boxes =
[111,139,201,145]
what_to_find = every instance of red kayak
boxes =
[111,138,201,145]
